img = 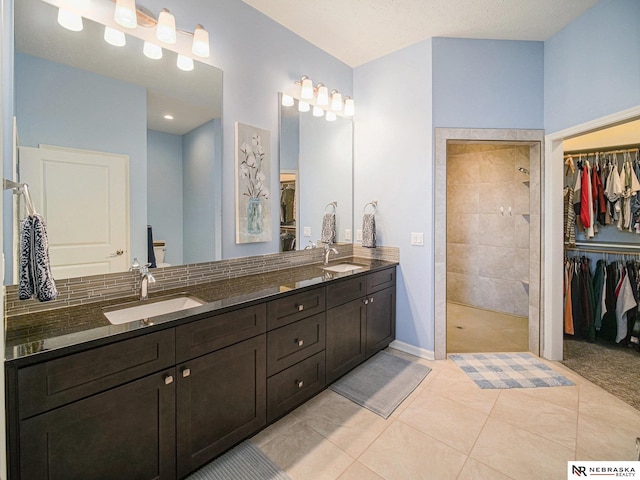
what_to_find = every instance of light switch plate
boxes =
[303,227,311,237]
[411,232,424,246]
[345,229,352,241]
[356,229,363,241]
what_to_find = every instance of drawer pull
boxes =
[296,304,304,312]
[164,374,174,385]
[296,380,304,389]
[295,338,304,347]
[182,368,191,378]
[370,297,374,303]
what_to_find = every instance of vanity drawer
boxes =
[267,351,325,422]
[367,267,396,294]
[18,329,175,419]
[176,303,266,362]
[267,287,325,329]
[326,276,367,309]
[267,313,325,376]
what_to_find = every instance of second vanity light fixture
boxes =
[56,0,210,72]
[282,76,355,120]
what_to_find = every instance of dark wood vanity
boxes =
[5,264,396,480]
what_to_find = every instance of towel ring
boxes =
[324,201,337,213]
[363,201,377,214]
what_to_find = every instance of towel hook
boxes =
[363,201,377,214]
[324,201,337,213]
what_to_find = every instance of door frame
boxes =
[542,105,640,360]
[433,128,544,360]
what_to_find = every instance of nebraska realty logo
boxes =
[569,462,640,478]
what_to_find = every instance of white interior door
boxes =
[19,145,130,279]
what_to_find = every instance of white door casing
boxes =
[19,145,130,279]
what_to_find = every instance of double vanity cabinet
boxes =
[5,264,396,480]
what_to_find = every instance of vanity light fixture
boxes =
[192,25,210,58]
[299,76,314,100]
[163,114,174,120]
[326,111,337,122]
[57,0,88,32]
[312,105,324,117]
[343,97,355,117]
[143,41,163,59]
[330,90,343,112]
[281,94,295,107]
[114,0,137,29]
[176,54,194,71]
[104,26,126,47]
[156,8,177,44]
[316,84,329,106]
[298,100,310,113]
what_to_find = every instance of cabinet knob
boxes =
[164,374,174,385]
[363,299,369,305]
[296,380,304,389]
[296,304,304,311]
[295,338,304,347]
[182,368,191,378]
[370,297,374,303]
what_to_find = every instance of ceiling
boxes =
[242,0,599,67]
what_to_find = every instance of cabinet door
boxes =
[366,286,396,357]
[176,335,266,478]
[19,369,176,480]
[326,298,367,383]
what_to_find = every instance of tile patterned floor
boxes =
[250,348,640,480]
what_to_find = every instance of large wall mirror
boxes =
[6,0,223,283]
[278,94,353,252]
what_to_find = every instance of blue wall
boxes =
[432,38,544,129]
[13,52,147,278]
[544,0,640,133]
[147,130,184,266]
[354,40,433,352]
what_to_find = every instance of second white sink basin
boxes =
[104,295,205,325]
[323,263,364,273]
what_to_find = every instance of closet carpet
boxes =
[562,337,640,411]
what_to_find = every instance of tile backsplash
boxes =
[6,244,399,317]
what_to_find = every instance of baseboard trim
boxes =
[388,340,435,360]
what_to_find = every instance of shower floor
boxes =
[446,302,528,353]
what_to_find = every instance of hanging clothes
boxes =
[615,266,636,343]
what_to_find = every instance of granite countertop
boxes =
[5,258,397,364]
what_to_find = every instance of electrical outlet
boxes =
[356,229,363,241]
[411,232,424,246]
[345,229,352,241]
[303,227,311,237]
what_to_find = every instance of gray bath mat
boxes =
[185,441,290,480]
[329,350,431,418]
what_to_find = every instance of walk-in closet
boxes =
[561,119,640,410]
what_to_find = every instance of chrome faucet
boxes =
[323,243,339,265]
[130,258,156,300]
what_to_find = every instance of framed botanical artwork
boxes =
[235,122,272,243]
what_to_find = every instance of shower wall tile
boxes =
[514,248,530,283]
[447,214,479,244]
[512,181,531,215]
[447,243,479,275]
[511,281,530,317]
[477,246,515,281]
[478,214,514,247]
[479,151,514,183]
[514,215,531,249]
[478,182,512,215]
[446,272,481,306]
[447,183,479,214]
[446,155,480,185]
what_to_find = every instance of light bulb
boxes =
[343,97,355,117]
[326,111,337,122]
[143,41,163,60]
[312,106,324,117]
[192,24,210,58]
[316,84,329,106]
[114,0,137,29]
[104,26,126,47]
[177,54,194,72]
[57,8,83,32]
[281,94,294,107]
[300,77,313,99]
[298,100,310,112]
[331,91,343,111]
[157,9,176,44]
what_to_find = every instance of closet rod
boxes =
[565,241,640,253]
[564,147,639,158]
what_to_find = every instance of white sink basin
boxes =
[104,295,205,325]
[323,263,364,273]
